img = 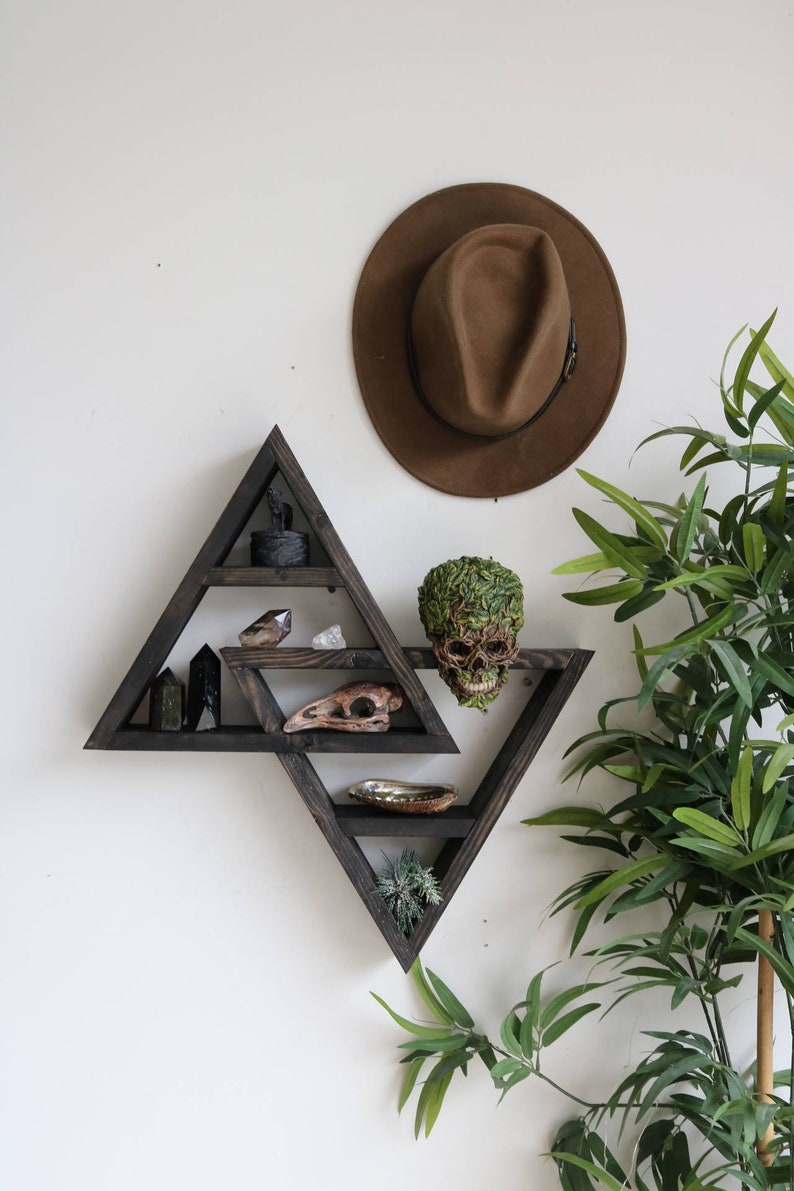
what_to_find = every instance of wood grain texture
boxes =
[204,566,342,588]
[220,646,570,670]
[335,805,475,837]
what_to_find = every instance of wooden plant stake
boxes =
[757,907,775,1166]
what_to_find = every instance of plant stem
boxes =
[787,988,794,1191]
[757,908,775,1167]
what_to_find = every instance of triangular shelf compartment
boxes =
[227,643,591,970]
[85,426,456,755]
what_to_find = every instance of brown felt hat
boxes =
[352,183,626,497]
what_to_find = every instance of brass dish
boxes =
[346,779,458,815]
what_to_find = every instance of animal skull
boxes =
[283,681,404,733]
[418,556,524,709]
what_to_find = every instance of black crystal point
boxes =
[149,667,184,731]
[186,644,221,731]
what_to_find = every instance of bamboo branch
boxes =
[757,908,775,1167]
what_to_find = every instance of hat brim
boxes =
[352,183,626,498]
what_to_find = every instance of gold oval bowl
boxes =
[346,779,458,814]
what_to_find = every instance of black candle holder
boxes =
[250,485,310,567]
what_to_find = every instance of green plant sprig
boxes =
[374,317,794,1189]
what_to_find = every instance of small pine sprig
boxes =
[375,849,443,936]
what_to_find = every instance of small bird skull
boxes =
[283,681,404,733]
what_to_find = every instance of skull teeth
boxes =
[460,679,498,694]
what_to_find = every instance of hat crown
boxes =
[410,224,571,438]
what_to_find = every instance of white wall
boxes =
[3,1,794,1187]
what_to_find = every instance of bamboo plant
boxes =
[375,313,794,1190]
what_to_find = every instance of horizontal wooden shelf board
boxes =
[204,566,342,587]
[334,805,475,837]
[220,646,580,670]
[104,727,458,753]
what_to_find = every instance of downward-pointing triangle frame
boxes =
[86,425,592,969]
[224,644,591,969]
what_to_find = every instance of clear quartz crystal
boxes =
[312,624,346,650]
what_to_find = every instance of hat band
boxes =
[407,315,577,442]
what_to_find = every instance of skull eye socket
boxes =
[447,640,469,658]
[487,640,509,659]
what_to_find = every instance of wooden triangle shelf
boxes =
[226,642,591,969]
[86,425,591,969]
[85,425,456,756]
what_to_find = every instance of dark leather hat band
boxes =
[407,314,577,442]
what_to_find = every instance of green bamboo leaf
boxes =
[563,579,645,606]
[497,1067,531,1102]
[539,984,605,1030]
[500,1011,522,1058]
[571,508,648,576]
[653,564,749,591]
[734,310,777,411]
[679,434,710,472]
[730,832,794,870]
[742,522,765,573]
[398,1057,425,1112]
[770,462,788,526]
[735,925,794,995]
[613,587,666,622]
[577,470,668,548]
[398,1035,468,1053]
[673,473,707,563]
[753,651,794,699]
[548,1152,624,1191]
[603,764,643,782]
[720,322,748,405]
[411,961,455,1026]
[633,624,648,682]
[752,783,788,850]
[523,807,611,828]
[575,855,668,909]
[672,837,744,863]
[762,743,794,793]
[748,378,787,431]
[552,552,614,576]
[758,335,794,398]
[370,992,453,1039]
[489,1057,523,1079]
[760,541,794,594]
[637,603,735,655]
[423,1068,453,1137]
[542,1003,600,1046]
[637,645,692,710]
[426,968,475,1030]
[413,1075,434,1139]
[776,710,794,732]
[672,807,741,846]
[731,746,753,830]
[710,639,753,709]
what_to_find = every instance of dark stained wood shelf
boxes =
[334,805,476,837]
[221,646,570,670]
[86,425,592,970]
[204,566,342,588]
[106,727,458,753]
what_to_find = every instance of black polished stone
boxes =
[186,644,221,731]
[148,667,184,731]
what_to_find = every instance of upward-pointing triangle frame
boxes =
[85,425,456,754]
[86,426,592,969]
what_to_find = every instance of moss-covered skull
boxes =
[418,556,524,709]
